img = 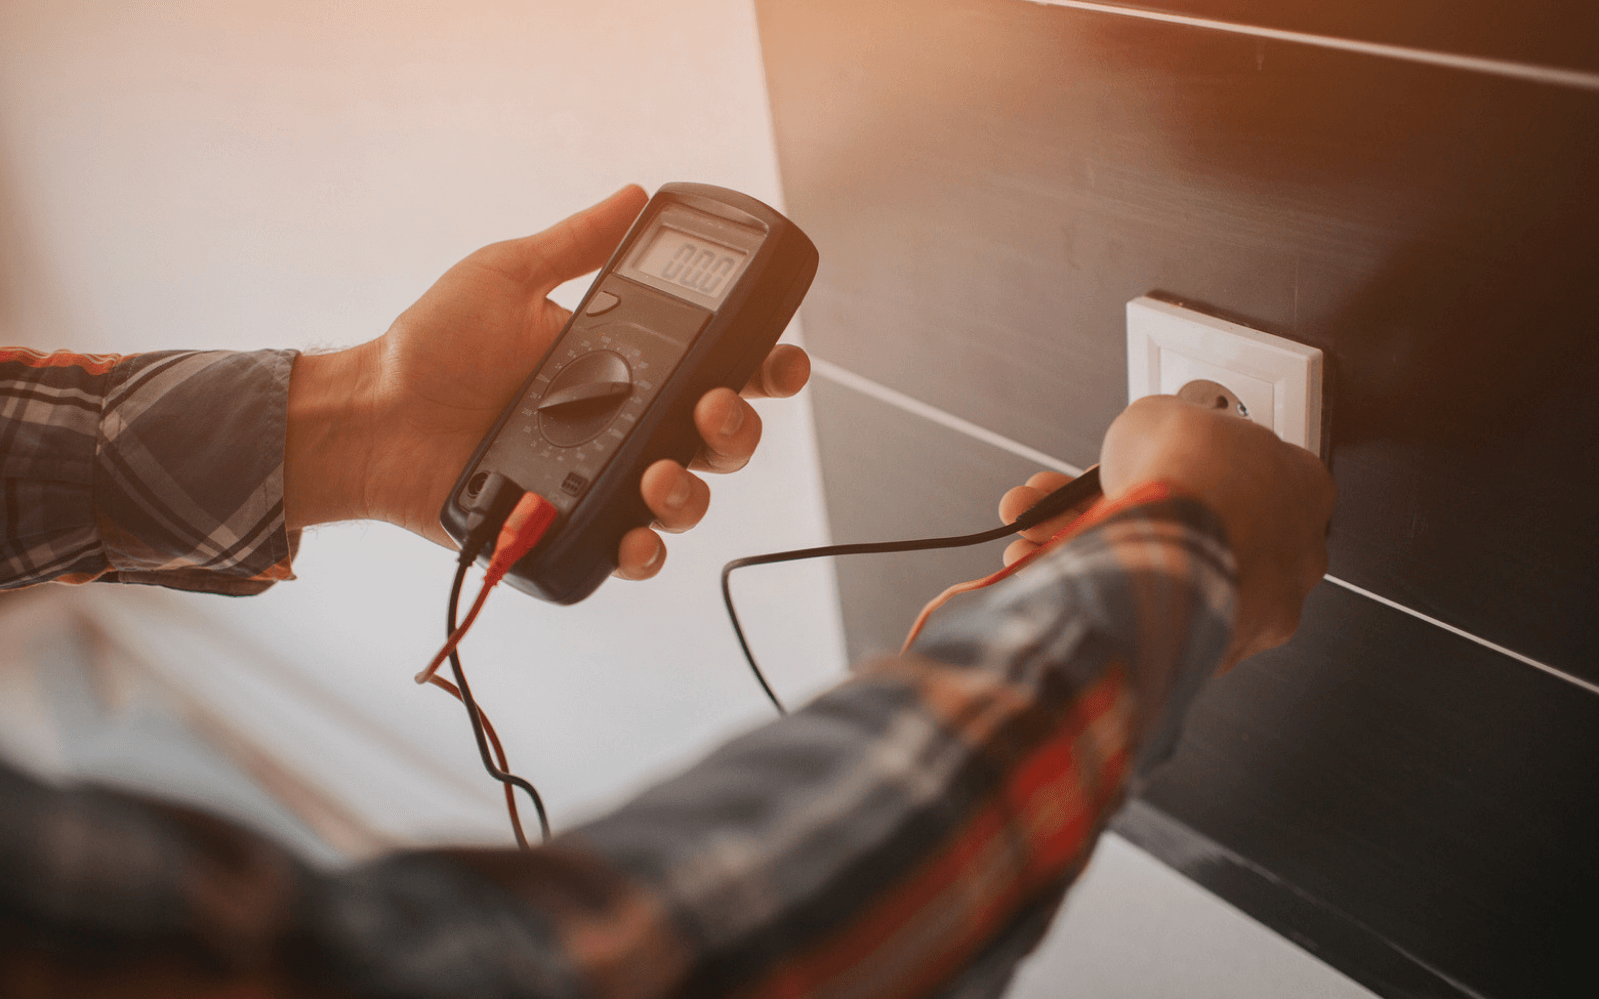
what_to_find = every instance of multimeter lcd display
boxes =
[618,203,764,310]
[629,226,749,304]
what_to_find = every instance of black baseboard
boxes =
[1113,800,1476,999]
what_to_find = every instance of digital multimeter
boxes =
[440,183,819,605]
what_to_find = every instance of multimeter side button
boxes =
[585,291,621,316]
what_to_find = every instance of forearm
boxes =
[1,495,1233,999]
[308,494,1234,999]
[546,493,1235,998]
[1,341,394,591]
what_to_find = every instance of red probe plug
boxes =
[417,492,557,686]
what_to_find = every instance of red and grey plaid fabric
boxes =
[0,345,1237,997]
[0,347,297,594]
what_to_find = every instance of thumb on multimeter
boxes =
[498,185,648,294]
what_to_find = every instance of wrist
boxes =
[284,343,382,530]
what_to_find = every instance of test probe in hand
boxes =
[722,466,1104,714]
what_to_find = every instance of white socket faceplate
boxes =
[1126,296,1323,454]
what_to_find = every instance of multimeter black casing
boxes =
[440,183,818,604]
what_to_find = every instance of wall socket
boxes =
[1126,296,1323,454]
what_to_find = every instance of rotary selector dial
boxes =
[537,350,633,447]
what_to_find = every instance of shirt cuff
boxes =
[94,349,300,595]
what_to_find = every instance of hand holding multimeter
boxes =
[315,184,811,586]
[434,183,818,602]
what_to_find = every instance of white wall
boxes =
[0,0,847,841]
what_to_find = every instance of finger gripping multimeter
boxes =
[440,183,818,605]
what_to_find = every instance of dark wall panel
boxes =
[1143,582,1599,999]
[809,378,1036,659]
[761,1,1599,995]
[759,0,1599,681]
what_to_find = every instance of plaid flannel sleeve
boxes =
[541,493,1237,999]
[0,347,298,594]
[1,492,1235,999]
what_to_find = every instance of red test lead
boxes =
[416,492,558,686]
[898,480,1175,652]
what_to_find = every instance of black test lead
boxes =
[721,467,1104,715]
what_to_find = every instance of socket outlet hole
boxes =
[1176,378,1249,419]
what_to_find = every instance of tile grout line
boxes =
[1318,576,1599,697]
[811,358,1599,699]
[1027,0,1599,93]
[811,358,1086,477]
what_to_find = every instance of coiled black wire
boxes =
[721,466,1102,715]
[446,543,550,848]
